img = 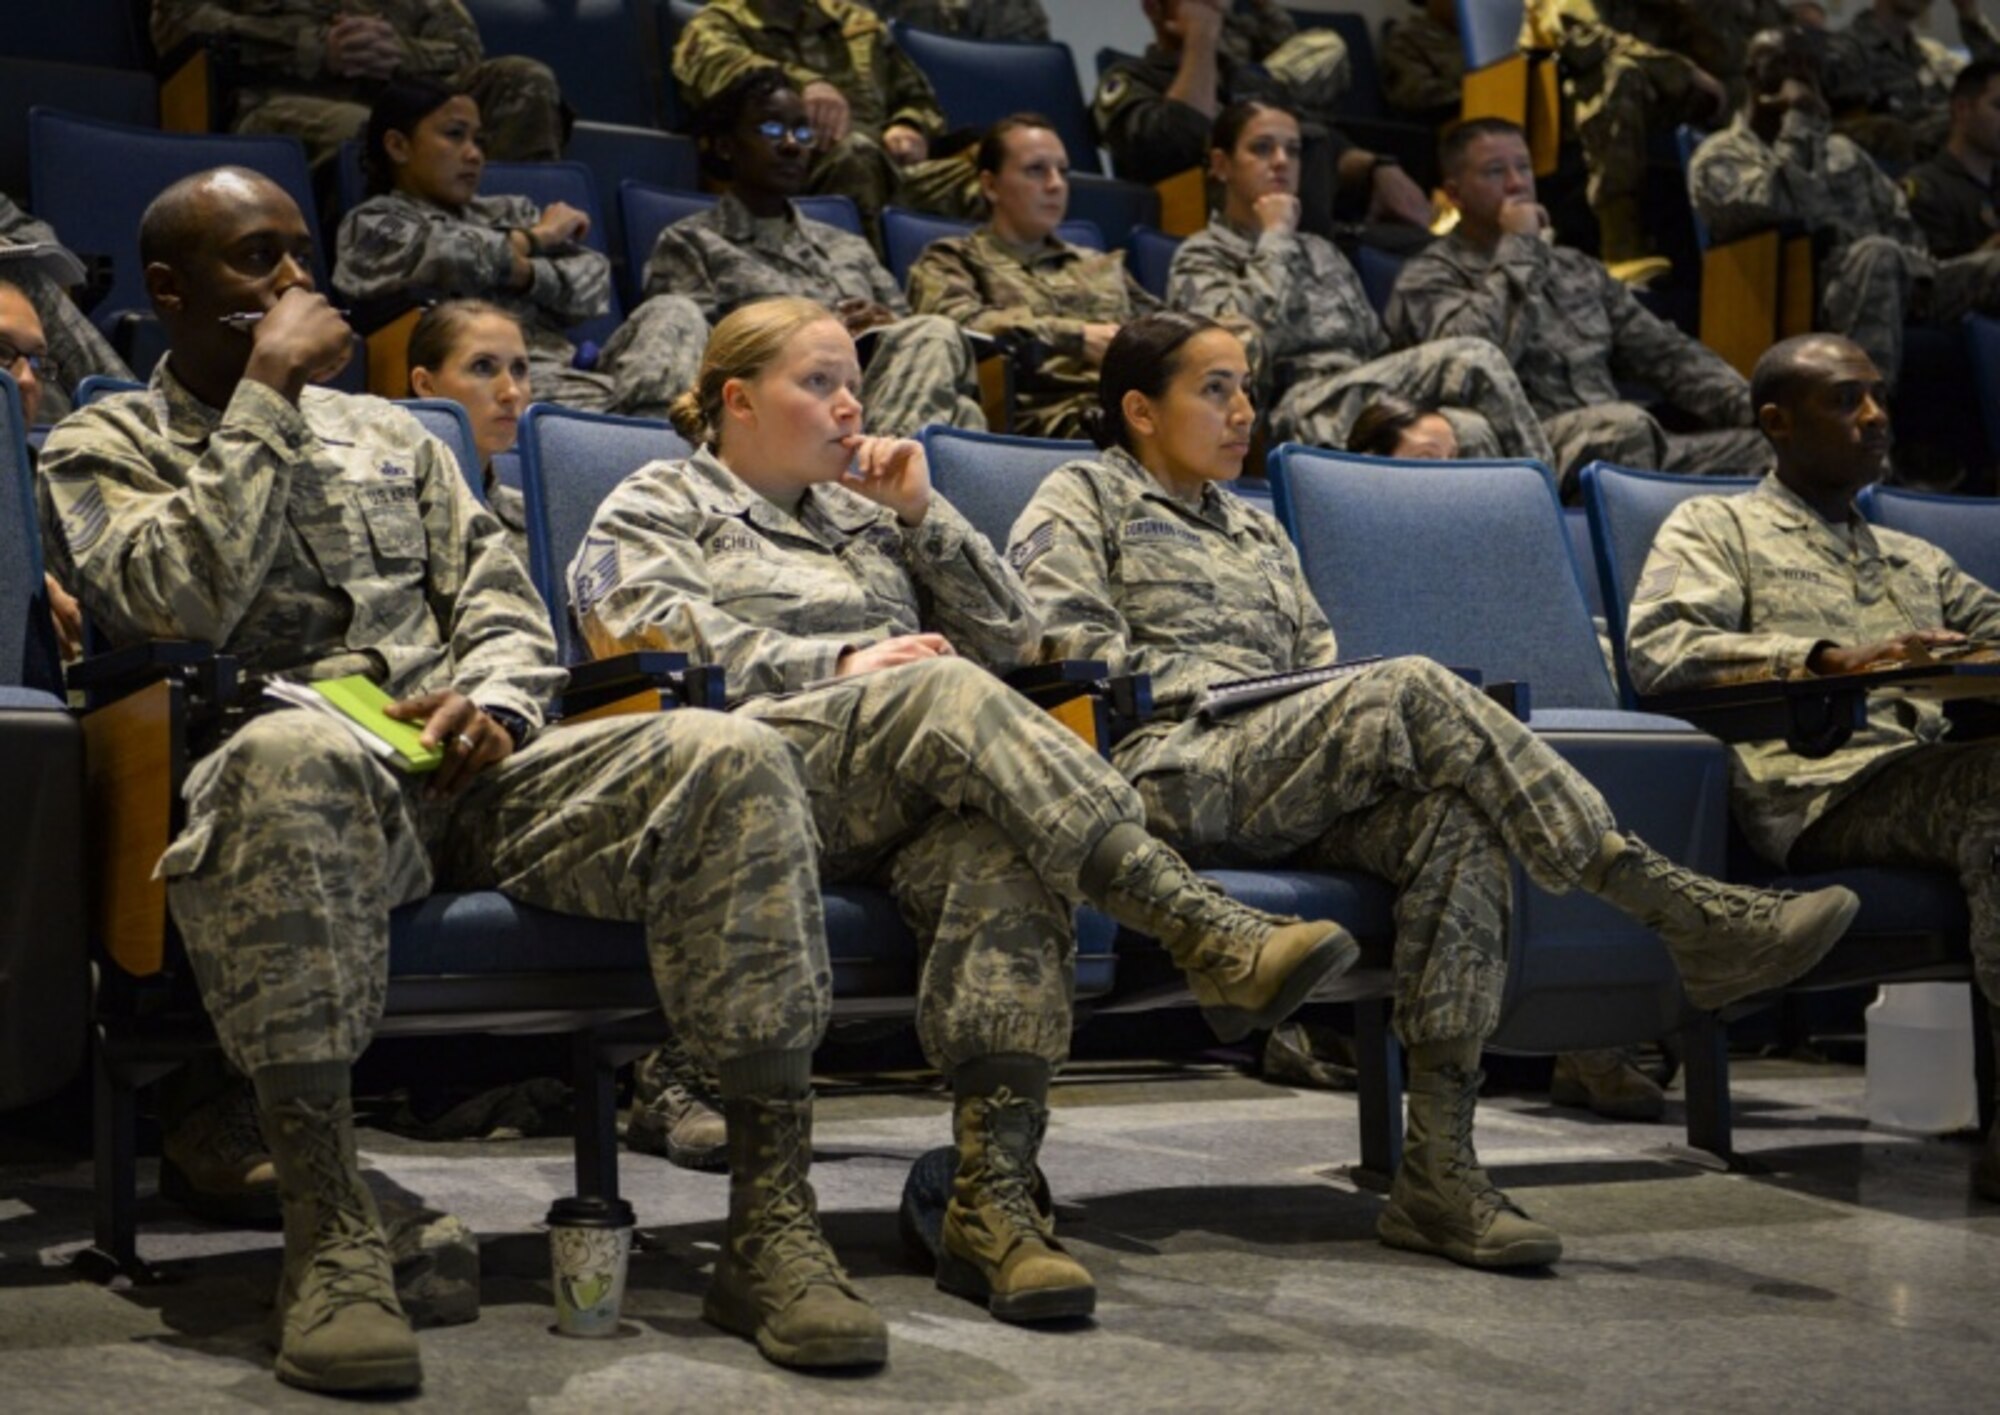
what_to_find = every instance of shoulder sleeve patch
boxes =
[1009,520,1056,574]
[571,531,622,616]
[54,479,110,557]
[1097,70,1130,111]
[1634,560,1680,604]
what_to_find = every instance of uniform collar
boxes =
[1753,472,1887,558]
[684,443,880,544]
[1102,444,1236,530]
[714,190,801,245]
[149,358,231,448]
[973,224,1079,269]
[1205,213,1260,251]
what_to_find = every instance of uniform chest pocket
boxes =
[359,492,428,563]
[1114,543,1222,631]
[1547,276,1612,343]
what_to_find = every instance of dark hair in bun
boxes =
[1089,310,1226,453]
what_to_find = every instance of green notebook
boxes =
[264,675,446,774]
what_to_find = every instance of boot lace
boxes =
[975,1090,1053,1241]
[292,1114,400,1322]
[1436,1070,1524,1226]
[1632,846,1791,926]
[742,1106,854,1301]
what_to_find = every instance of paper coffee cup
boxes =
[545,1196,636,1338]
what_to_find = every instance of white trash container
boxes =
[1864,982,1978,1134]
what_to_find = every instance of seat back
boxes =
[881,206,1103,285]
[891,25,1102,174]
[481,159,624,345]
[566,121,699,291]
[74,375,145,407]
[1579,461,1761,703]
[2,0,147,69]
[918,426,1093,548]
[1857,483,2000,590]
[395,399,484,502]
[657,0,707,131]
[515,402,692,661]
[1126,224,1181,300]
[29,109,322,332]
[0,58,156,209]
[1676,124,1714,252]
[0,370,59,693]
[1356,244,1406,319]
[1066,173,1161,251]
[1964,315,2000,470]
[1457,0,1524,71]
[460,0,657,127]
[1268,444,1617,708]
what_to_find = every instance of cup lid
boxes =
[545,1195,636,1229]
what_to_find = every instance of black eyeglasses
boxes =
[0,343,46,376]
[754,120,816,147]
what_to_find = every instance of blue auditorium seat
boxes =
[1457,0,1525,71]
[891,24,1102,174]
[0,58,156,215]
[565,122,700,279]
[881,207,1103,286]
[1127,225,1182,300]
[1066,174,1162,252]
[460,0,658,128]
[1857,482,2000,589]
[1356,244,1406,319]
[396,398,483,500]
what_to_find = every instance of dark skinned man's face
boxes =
[1764,343,1894,499]
[147,172,319,387]
[722,87,813,200]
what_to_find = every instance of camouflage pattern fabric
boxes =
[1904,149,1999,261]
[906,226,1162,440]
[0,197,134,419]
[1385,230,1767,485]
[1689,106,2000,386]
[1008,447,1621,1044]
[1824,5,2000,160]
[641,193,983,435]
[152,2,564,164]
[859,0,1049,42]
[1624,473,2000,863]
[1380,12,1467,116]
[1167,216,1555,462]
[36,363,831,1075]
[335,190,708,417]
[1790,739,2000,1006]
[570,447,1151,1069]
[672,0,976,225]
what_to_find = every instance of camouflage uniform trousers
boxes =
[1274,337,1559,466]
[859,314,986,437]
[163,707,830,1077]
[1543,405,1770,494]
[1820,237,2000,390]
[235,56,566,167]
[1568,42,1711,217]
[1789,739,2000,1007]
[1114,657,1616,1045]
[542,293,711,421]
[10,267,131,422]
[737,656,1143,1070]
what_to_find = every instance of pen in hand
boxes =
[218,309,351,329]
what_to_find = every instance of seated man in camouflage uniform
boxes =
[908,115,1164,439]
[860,0,1049,40]
[1691,28,2000,389]
[1904,59,2000,259]
[1381,0,1732,265]
[38,166,887,1387]
[150,0,566,166]
[0,195,133,422]
[1388,118,1769,494]
[673,0,979,234]
[1096,0,1433,240]
[1823,0,2000,163]
[643,68,985,438]
[1171,98,1554,462]
[1627,331,2000,1205]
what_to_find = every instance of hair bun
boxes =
[666,389,710,447]
[1080,405,1118,451]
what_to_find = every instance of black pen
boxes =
[218,309,351,329]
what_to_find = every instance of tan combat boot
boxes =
[161,1067,279,1224]
[260,1090,422,1393]
[936,1057,1094,1323]
[625,1035,727,1171]
[1549,1049,1666,1122]
[1582,833,1859,1010]
[1378,1039,1563,1270]
[704,1091,887,1369]
[1084,827,1359,1042]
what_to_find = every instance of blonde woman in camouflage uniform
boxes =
[1007,311,1860,1272]
[568,296,1359,1327]
[38,169,887,1387]
[333,78,709,418]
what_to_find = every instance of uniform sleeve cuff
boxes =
[1777,636,1830,679]
[786,640,852,691]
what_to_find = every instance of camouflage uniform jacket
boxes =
[571,445,1041,703]
[0,194,63,254]
[1384,229,1753,427]
[334,190,611,358]
[1094,41,1353,187]
[36,360,561,731]
[151,1,482,102]
[1008,445,1335,768]
[1168,214,1387,387]
[1625,473,2000,861]
[858,0,1048,42]
[1381,5,1694,115]
[641,191,904,319]
[1832,7,2000,121]
[1905,148,1999,261]
[1689,109,1923,251]
[906,225,1161,402]
[673,0,947,142]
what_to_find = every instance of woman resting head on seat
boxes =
[1003,309,1861,1274]
[576,296,1358,1328]
[1346,393,1459,460]
[407,298,531,561]
[334,77,709,418]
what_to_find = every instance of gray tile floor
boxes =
[4,1058,1998,1413]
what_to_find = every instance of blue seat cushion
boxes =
[1528,708,1708,733]
[0,686,65,710]
[1205,868,1398,939]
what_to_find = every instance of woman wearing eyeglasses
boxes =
[643,67,987,437]
[334,77,711,418]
